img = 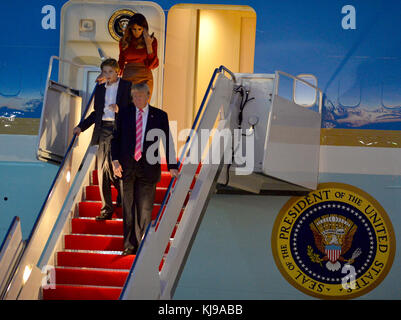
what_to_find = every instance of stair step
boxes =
[57,251,135,269]
[78,201,185,222]
[41,160,200,300]
[85,186,119,202]
[78,202,162,220]
[92,170,172,188]
[42,284,122,300]
[54,267,129,287]
[85,186,168,203]
[71,218,123,235]
[78,202,123,218]
[65,234,124,251]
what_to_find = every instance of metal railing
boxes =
[120,66,237,299]
[37,56,99,163]
[274,70,323,113]
[3,85,96,299]
[0,217,24,299]
[151,66,235,229]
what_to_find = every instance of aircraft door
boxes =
[60,1,165,107]
[262,72,322,190]
[163,4,256,150]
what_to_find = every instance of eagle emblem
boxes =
[108,9,136,41]
[309,214,362,271]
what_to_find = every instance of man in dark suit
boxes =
[73,58,132,220]
[111,83,178,255]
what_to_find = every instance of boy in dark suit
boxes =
[73,58,132,220]
[111,83,178,255]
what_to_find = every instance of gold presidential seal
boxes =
[271,183,395,299]
[108,9,135,41]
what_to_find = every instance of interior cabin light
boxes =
[22,265,32,285]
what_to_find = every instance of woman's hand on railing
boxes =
[73,126,81,136]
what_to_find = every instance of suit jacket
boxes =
[78,78,132,145]
[111,103,178,183]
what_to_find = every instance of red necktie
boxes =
[134,109,143,161]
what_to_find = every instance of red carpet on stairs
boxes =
[42,167,173,300]
[55,268,129,287]
[64,234,124,251]
[42,161,199,300]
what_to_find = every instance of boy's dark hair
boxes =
[100,58,120,72]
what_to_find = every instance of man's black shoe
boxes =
[95,213,113,221]
[122,248,136,256]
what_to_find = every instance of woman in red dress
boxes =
[118,13,159,99]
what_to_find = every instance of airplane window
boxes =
[293,74,317,107]
[87,71,100,94]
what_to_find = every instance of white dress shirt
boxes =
[136,104,149,152]
[102,78,120,121]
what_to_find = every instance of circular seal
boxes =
[271,183,395,299]
[108,9,136,41]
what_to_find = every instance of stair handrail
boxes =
[3,85,97,299]
[152,65,236,228]
[0,217,21,260]
[27,85,97,245]
[274,70,323,113]
[0,217,24,299]
[37,55,93,161]
[151,68,219,228]
[36,144,99,270]
[120,66,236,299]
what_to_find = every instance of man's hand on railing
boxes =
[112,160,123,178]
[169,169,179,178]
[73,126,81,136]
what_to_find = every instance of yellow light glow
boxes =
[22,265,32,284]
[199,14,215,44]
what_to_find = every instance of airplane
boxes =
[0,0,400,301]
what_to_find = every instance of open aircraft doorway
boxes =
[163,4,256,147]
[59,1,165,108]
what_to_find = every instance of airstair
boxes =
[0,61,322,299]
